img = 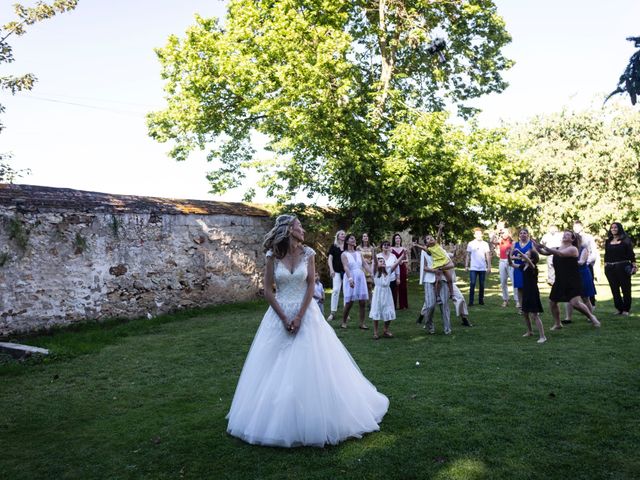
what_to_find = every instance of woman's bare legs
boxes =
[569,297,600,327]
[522,312,533,336]
[358,300,367,328]
[533,313,546,343]
[342,301,353,328]
[549,300,562,330]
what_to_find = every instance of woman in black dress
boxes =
[533,231,600,330]
[604,222,637,315]
[512,247,546,343]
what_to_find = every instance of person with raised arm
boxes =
[412,222,456,301]
[533,232,601,330]
[511,247,546,344]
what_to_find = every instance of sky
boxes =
[1,0,639,203]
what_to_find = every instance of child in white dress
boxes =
[370,252,405,339]
[313,272,325,315]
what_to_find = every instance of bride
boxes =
[226,215,389,447]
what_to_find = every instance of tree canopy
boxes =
[507,104,640,240]
[149,0,522,238]
[0,0,79,182]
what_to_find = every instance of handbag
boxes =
[624,263,634,276]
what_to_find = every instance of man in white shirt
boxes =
[465,228,491,306]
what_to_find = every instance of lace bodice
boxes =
[268,246,315,305]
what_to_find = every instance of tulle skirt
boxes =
[226,300,389,447]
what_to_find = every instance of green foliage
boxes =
[7,216,28,251]
[507,104,640,240]
[72,232,87,254]
[0,0,79,180]
[149,0,517,236]
[385,111,534,237]
[109,214,122,238]
[0,152,30,183]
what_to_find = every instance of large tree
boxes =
[149,0,520,236]
[507,104,640,240]
[0,0,79,182]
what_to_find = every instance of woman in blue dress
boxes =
[508,228,532,313]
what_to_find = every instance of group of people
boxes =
[322,230,411,338]
[493,221,636,342]
[226,215,636,448]
[318,221,637,341]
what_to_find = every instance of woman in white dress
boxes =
[226,215,389,447]
[341,233,372,329]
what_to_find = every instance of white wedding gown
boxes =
[226,247,389,447]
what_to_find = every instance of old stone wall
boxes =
[0,185,271,336]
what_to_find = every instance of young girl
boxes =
[369,252,406,339]
[413,222,456,300]
[512,247,546,344]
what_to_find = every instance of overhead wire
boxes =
[13,92,161,117]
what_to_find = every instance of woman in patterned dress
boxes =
[341,233,372,329]
[357,233,376,304]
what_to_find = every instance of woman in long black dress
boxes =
[604,222,636,315]
[533,231,600,330]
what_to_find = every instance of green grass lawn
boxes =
[1,264,639,480]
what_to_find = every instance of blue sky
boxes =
[2,0,639,202]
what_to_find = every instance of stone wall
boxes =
[0,184,272,336]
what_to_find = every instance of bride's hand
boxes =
[289,316,302,334]
[281,317,292,332]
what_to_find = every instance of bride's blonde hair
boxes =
[263,214,297,258]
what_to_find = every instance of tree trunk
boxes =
[373,0,397,124]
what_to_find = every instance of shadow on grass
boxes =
[1,300,266,372]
